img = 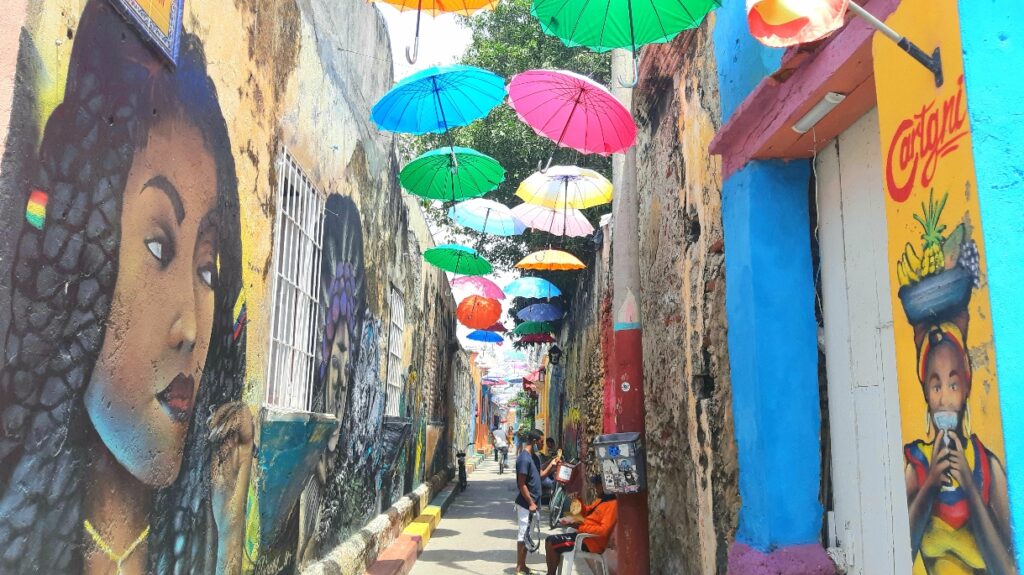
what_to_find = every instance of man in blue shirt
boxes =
[514,429,558,574]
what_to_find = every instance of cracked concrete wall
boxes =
[633,19,739,575]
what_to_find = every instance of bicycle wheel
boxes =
[548,485,566,529]
[525,511,542,552]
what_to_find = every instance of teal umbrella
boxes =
[400,147,505,202]
[423,244,493,276]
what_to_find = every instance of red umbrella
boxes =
[519,333,556,344]
[457,295,501,329]
[486,322,508,332]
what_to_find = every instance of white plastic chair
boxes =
[557,532,610,575]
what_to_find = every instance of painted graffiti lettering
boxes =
[885,75,969,202]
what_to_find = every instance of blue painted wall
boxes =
[959,0,1024,563]
[712,3,823,552]
[721,161,822,551]
[710,0,785,121]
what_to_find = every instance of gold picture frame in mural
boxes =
[107,0,184,65]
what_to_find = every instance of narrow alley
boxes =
[409,457,549,575]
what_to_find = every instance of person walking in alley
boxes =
[493,425,509,470]
[544,475,618,575]
[514,430,557,575]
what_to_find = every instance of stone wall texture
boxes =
[633,20,740,575]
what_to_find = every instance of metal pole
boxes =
[608,48,650,575]
[847,1,943,86]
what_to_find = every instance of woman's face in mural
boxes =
[84,117,220,487]
[924,342,967,426]
[328,327,351,424]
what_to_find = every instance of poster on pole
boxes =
[107,0,184,64]
[874,0,1016,572]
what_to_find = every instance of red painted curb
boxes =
[364,535,418,575]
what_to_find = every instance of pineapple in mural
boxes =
[897,190,952,287]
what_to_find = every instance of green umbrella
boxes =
[423,244,493,276]
[512,321,555,336]
[400,146,505,202]
[531,0,719,85]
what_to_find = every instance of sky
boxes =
[377,4,474,80]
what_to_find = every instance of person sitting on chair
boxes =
[544,475,618,575]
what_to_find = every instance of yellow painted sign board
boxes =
[133,0,172,35]
[874,0,1016,572]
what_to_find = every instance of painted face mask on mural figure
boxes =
[85,119,219,487]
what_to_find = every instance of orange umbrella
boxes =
[746,0,848,47]
[457,295,502,329]
[515,249,586,271]
[374,0,500,63]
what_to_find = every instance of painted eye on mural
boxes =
[198,263,217,289]
[145,237,174,269]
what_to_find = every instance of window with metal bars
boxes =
[265,150,326,412]
[385,286,405,417]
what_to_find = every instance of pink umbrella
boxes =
[508,69,637,167]
[451,276,506,300]
[511,203,595,238]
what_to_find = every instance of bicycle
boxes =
[547,456,578,529]
[497,446,509,474]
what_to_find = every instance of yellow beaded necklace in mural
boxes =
[83,519,150,575]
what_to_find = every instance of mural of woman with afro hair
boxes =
[0,2,251,573]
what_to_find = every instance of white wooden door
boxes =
[815,108,913,574]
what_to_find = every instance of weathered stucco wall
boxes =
[633,20,739,575]
[0,1,467,573]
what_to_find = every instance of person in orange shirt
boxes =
[544,475,618,575]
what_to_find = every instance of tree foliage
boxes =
[414,0,613,277]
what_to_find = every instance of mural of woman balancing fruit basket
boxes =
[0,2,252,573]
[896,191,1015,574]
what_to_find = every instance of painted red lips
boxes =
[156,373,195,422]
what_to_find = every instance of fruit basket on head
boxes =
[894,190,980,325]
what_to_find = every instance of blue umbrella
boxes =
[371,65,505,136]
[517,303,565,322]
[504,277,562,299]
[468,330,504,343]
[449,199,525,236]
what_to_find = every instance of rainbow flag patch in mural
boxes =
[25,189,47,230]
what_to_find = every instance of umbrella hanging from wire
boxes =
[400,146,505,202]
[372,65,505,167]
[485,321,509,332]
[516,249,586,271]
[517,303,565,322]
[508,69,636,169]
[449,198,526,237]
[516,165,613,210]
[511,203,595,238]
[371,0,499,64]
[451,276,506,300]
[512,321,556,335]
[531,0,719,85]
[517,302,565,322]
[423,244,493,276]
[468,329,505,343]
[457,295,502,329]
[519,333,557,345]
[504,277,562,299]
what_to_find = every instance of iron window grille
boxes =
[385,285,405,417]
[265,150,326,412]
